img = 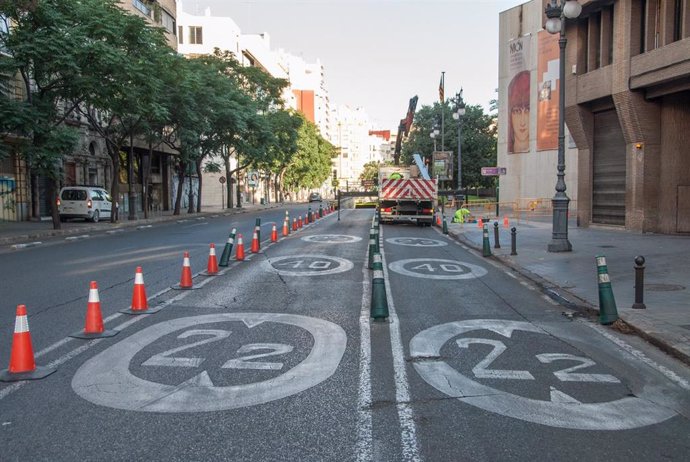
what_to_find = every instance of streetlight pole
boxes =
[545,0,581,253]
[441,71,445,152]
[452,90,466,197]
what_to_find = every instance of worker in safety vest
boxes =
[453,207,472,223]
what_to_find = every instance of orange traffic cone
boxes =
[71,282,118,339]
[236,234,245,260]
[436,214,441,226]
[0,305,56,381]
[292,218,297,231]
[298,216,303,228]
[121,266,161,314]
[503,216,509,229]
[282,219,289,237]
[203,243,219,276]
[271,224,278,242]
[251,231,260,253]
[173,251,195,290]
[478,218,483,229]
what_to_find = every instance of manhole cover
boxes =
[645,283,685,292]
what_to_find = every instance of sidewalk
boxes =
[0,203,283,247]
[442,208,690,365]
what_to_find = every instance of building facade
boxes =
[498,0,690,234]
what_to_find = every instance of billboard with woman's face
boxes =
[507,36,531,154]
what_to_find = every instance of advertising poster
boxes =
[432,151,453,181]
[537,31,560,151]
[507,35,531,154]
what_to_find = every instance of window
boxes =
[189,26,203,45]
[132,0,151,17]
[178,26,183,44]
[673,0,683,42]
[161,10,175,35]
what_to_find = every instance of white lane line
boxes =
[379,227,421,462]
[542,294,560,306]
[504,271,518,279]
[579,319,690,391]
[356,242,373,462]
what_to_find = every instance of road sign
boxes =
[410,319,676,430]
[481,167,507,176]
[247,171,259,187]
[219,176,226,184]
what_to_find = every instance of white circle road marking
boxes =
[386,237,448,247]
[409,319,676,430]
[388,258,487,280]
[301,234,362,243]
[72,313,347,413]
[265,254,354,276]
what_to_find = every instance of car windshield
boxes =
[61,190,87,201]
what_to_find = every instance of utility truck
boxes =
[378,164,436,226]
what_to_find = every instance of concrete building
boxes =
[331,106,372,189]
[498,0,690,234]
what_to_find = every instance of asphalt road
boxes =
[0,207,688,461]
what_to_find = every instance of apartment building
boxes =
[498,0,690,234]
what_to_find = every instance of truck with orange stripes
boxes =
[378,166,437,226]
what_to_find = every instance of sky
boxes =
[182,0,528,132]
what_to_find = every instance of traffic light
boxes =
[333,169,337,180]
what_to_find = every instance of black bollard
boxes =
[493,222,501,248]
[632,256,646,309]
[510,227,517,255]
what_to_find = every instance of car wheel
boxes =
[91,210,100,223]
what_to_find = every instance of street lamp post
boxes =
[430,123,440,177]
[452,90,466,198]
[545,0,581,253]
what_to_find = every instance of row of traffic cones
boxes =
[1,207,335,382]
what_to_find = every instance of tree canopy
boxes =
[400,102,497,189]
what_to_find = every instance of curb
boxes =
[445,226,690,367]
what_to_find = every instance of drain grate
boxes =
[598,245,616,248]
[645,283,686,292]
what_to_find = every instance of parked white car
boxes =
[57,186,112,223]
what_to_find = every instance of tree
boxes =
[401,102,497,189]
[359,161,380,186]
[0,0,98,228]
[283,115,335,194]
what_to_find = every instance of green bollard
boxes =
[370,228,380,253]
[482,224,492,257]
[368,238,376,269]
[319,204,323,217]
[596,255,619,325]
[442,216,448,234]
[308,207,312,223]
[255,218,261,243]
[370,253,389,321]
[219,228,236,267]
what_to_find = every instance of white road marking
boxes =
[265,255,354,277]
[579,319,690,391]
[72,313,347,412]
[386,237,447,247]
[356,242,373,462]
[410,319,677,430]
[542,294,560,305]
[388,258,487,280]
[65,235,90,241]
[504,271,518,279]
[379,228,421,462]
[301,234,362,243]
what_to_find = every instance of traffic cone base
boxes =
[120,305,163,315]
[1,305,57,382]
[72,282,119,339]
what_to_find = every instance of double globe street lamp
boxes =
[544,0,582,253]
[452,90,466,195]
